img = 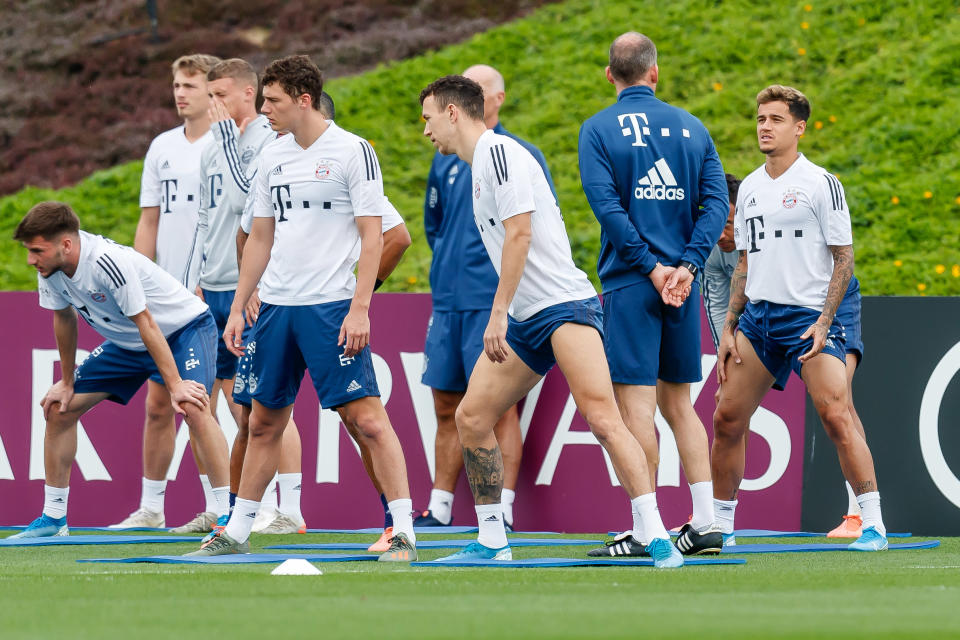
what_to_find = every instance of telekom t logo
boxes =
[618,112,650,147]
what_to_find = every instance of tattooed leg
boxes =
[462,445,504,505]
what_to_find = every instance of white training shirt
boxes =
[140,125,213,285]
[734,153,853,311]
[471,129,596,320]
[251,121,384,305]
[38,231,209,351]
[189,115,276,292]
[242,193,402,236]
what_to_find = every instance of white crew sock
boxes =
[630,499,646,542]
[501,488,516,526]
[211,486,230,517]
[43,485,69,520]
[259,474,279,513]
[277,473,303,522]
[388,498,416,544]
[845,482,862,516]
[140,478,167,514]
[199,475,217,514]
[631,492,669,542]
[689,481,715,532]
[427,489,454,525]
[856,491,886,536]
[475,503,508,549]
[714,498,738,534]
[224,498,260,543]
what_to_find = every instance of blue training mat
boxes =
[265,538,601,551]
[305,526,481,534]
[0,526,171,532]
[608,529,912,538]
[0,535,201,547]
[721,540,939,554]
[78,553,378,565]
[412,557,745,568]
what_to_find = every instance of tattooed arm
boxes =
[717,250,748,383]
[798,244,854,363]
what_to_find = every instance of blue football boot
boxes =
[434,541,512,562]
[645,537,684,568]
[848,526,888,552]
[7,514,69,539]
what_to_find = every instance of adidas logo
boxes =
[483,515,500,522]
[634,158,685,201]
[293,485,301,491]
[346,379,361,393]
[245,512,256,518]
[161,160,170,169]
[746,196,757,208]
[271,165,283,176]
[52,497,64,503]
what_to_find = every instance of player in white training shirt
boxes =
[189,56,417,560]
[418,75,683,568]
[8,202,230,539]
[712,85,887,552]
[113,54,225,530]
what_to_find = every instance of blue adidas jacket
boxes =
[579,85,728,293]
[424,122,557,311]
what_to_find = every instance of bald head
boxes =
[608,32,657,86]
[463,64,505,129]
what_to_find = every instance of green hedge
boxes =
[3,0,959,295]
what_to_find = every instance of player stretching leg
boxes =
[190,56,417,561]
[712,85,887,552]
[419,76,682,568]
[9,203,230,539]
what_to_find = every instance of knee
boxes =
[819,406,853,445]
[454,403,485,438]
[713,404,747,442]
[248,414,284,441]
[145,396,174,425]
[343,409,388,442]
[581,407,623,446]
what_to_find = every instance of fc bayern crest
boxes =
[90,291,107,303]
[315,161,332,180]
[782,190,798,209]
[474,180,481,199]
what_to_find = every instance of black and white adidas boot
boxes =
[675,523,723,556]
[587,531,650,557]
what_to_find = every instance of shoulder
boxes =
[741,165,767,188]
[149,126,186,147]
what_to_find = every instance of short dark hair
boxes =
[262,55,323,110]
[14,201,81,242]
[757,85,811,122]
[725,174,741,205]
[609,32,657,85]
[419,75,484,121]
[318,91,335,120]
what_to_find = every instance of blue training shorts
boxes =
[245,300,379,410]
[835,281,863,364]
[738,300,847,391]
[602,279,702,386]
[506,296,604,376]
[202,288,243,380]
[421,309,489,392]
[74,311,217,404]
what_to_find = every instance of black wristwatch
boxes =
[679,261,699,277]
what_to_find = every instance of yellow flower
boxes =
[804,4,813,11]
[893,260,903,267]
[858,17,866,26]
[798,47,807,56]
[891,196,900,205]
[952,265,960,278]
[712,82,723,91]
[829,115,837,123]
[917,283,927,292]
[924,190,933,199]
[406,276,417,285]
[936,264,946,274]
[814,121,823,130]
[367,140,376,147]
[801,21,809,29]
[955,196,960,205]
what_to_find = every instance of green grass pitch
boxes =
[1,532,958,639]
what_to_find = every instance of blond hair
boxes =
[171,54,221,78]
